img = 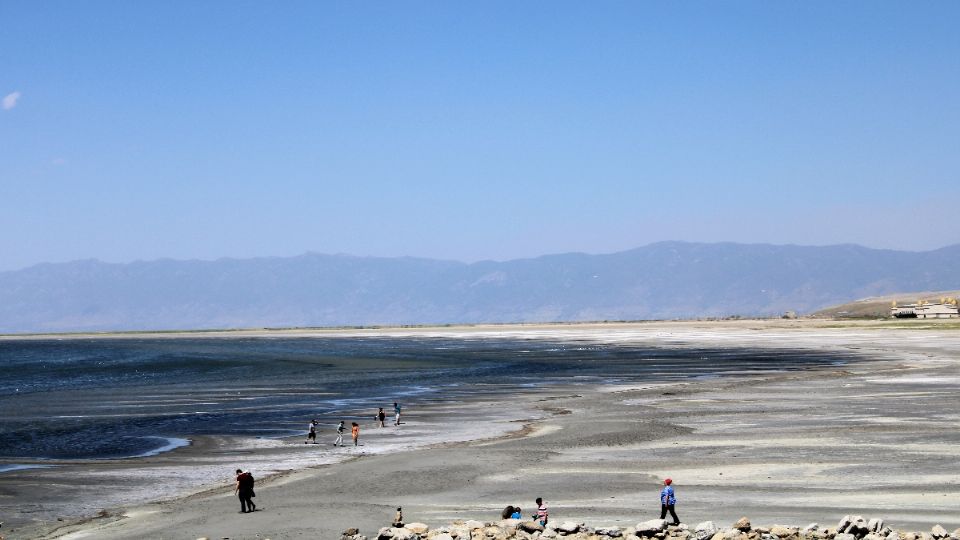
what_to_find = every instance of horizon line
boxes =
[4,239,958,273]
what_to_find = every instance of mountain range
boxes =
[1,242,958,333]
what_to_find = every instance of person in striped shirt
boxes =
[534,497,548,526]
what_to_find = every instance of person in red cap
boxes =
[659,478,679,525]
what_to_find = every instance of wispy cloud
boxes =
[3,91,22,110]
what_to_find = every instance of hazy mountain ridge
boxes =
[1,242,958,333]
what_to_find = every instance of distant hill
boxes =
[1,242,959,333]
[811,289,960,318]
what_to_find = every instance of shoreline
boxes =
[9,321,960,539]
[2,317,959,342]
[3,385,551,535]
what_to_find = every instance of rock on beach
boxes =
[357,516,960,540]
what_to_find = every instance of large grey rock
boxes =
[697,522,718,533]
[844,517,869,538]
[558,521,581,534]
[596,527,624,537]
[637,519,669,536]
[498,519,521,529]
[389,528,418,540]
[932,526,948,539]
[446,527,469,539]
[838,517,853,533]
[482,525,507,539]
[734,518,752,532]
[771,526,797,538]
[406,523,429,534]
[520,521,545,533]
[695,522,719,540]
[868,520,884,533]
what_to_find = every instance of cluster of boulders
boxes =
[340,516,960,540]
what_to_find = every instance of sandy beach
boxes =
[7,319,960,539]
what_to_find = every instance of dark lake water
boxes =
[0,336,851,460]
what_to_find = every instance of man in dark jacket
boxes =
[235,469,256,513]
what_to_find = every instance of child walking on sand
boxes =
[534,497,548,526]
[351,422,360,446]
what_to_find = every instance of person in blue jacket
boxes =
[659,477,680,525]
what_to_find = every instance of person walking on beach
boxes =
[351,422,360,446]
[533,497,548,526]
[234,469,256,513]
[378,407,386,428]
[335,420,345,447]
[659,478,680,525]
[306,419,317,444]
[394,402,402,425]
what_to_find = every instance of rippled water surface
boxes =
[0,336,850,460]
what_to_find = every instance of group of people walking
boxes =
[307,420,361,447]
[376,402,402,427]
[305,402,403,447]
[328,420,360,447]
[235,402,407,513]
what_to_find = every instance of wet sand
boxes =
[10,320,960,539]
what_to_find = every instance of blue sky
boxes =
[1,2,958,271]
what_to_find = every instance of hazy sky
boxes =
[2,2,958,271]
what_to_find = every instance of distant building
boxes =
[891,299,959,319]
